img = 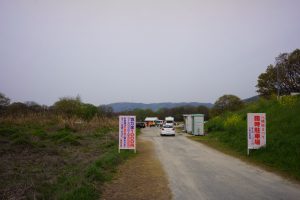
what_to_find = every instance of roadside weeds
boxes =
[101,139,172,200]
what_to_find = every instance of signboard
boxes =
[247,113,266,154]
[119,116,136,153]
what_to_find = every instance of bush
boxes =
[224,114,243,133]
[279,95,298,107]
[207,116,225,132]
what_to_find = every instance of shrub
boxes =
[207,116,225,132]
[224,114,243,133]
[280,95,298,107]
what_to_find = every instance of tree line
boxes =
[0,94,113,120]
[0,93,245,122]
[0,93,210,122]
[1,49,299,120]
[118,105,210,122]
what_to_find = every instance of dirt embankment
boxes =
[101,139,172,200]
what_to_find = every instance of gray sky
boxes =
[1,0,300,105]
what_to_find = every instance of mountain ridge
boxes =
[106,95,260,112]
[107,102,213,112]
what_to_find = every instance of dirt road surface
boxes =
[141,127,300,200]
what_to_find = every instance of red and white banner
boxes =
[119,116,136,151]
[247,113,266,149]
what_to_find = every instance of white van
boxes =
[165,116,174,126]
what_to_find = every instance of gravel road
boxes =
[141,127,300,200]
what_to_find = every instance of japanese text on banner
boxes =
[119,116,136,150]
[247,113,266,149]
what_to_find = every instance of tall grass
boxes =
[0,114,118,132]
[204,95,300,180]
[0,114,134,199]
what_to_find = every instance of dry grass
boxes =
[0,114,124,199]
[0,114,118,132]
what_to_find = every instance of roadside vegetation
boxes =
[0,96,136,199]
[192,95,300,181]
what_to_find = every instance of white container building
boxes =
[183,114,204,136]
[183,114,193,133]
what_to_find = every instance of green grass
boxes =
[43,139,135,200]
[0,126,20,136]
[39,166,99,200]
[49,129,81,145]
[198,95,300,181]
[31,129,48,138]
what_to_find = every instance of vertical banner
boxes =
[119,116,136,153]
[247,113,266,154]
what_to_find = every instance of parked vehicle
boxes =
[165,116,174,126]
[136,122,146,128]
[160,124,175,136]
[155,120,164,127]
[145,117,158,127]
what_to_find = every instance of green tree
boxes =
[97,105,113,117]
[196,105,210,120]
[7,102,29,115]
[212,94,243,116]
[53,97,82,118]
[256,49,300,97]
[25,101,44,113]
[0,92,11,115]
[132,108,148,121]
[0,92,10,106]
[256,65,277,97]
[81,103,98,120]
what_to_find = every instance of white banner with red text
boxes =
[247,113,266,150]
[119,116,136,152]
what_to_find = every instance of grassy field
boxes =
[191,95,300,181]
[0,115,136,199]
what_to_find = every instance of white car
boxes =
[160,125,175,136]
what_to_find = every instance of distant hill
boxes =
[243,95,260,103]
[107,102,213,112]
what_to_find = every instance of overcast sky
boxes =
[1,0,300,105]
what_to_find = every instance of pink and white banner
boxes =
[247,113,266,149]
[119,116,136,151]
